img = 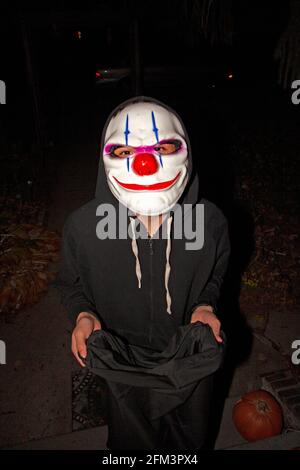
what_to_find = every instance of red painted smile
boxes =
[113,172,181,191]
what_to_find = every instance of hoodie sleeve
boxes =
[54,214,99,326]
[191,209,231,316]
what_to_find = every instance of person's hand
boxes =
[72,312,101,367]
[190,305,223,343]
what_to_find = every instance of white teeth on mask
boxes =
[103,102,189,215]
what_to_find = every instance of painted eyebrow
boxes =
[154,139,182,148]
[104,143,130,153]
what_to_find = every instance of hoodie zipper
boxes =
[148,236,154,344]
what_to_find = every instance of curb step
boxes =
[223,431,300,450]
[5,395,299,450]
[4,425,108,450]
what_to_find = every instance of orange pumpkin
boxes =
[233,390,283,442]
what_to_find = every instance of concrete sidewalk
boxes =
[0,137,98,448]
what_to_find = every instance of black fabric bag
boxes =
[84,321,226,450]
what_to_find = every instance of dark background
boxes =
[0,0,299,451]
[0,0,297,206]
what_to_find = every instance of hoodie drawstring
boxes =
[129,215,173,314]
[165,215,173,314]
[129,217,142,289]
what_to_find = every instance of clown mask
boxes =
[102,101,189,216]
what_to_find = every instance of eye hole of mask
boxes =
[110,145,136,158]
[153,140,182,155]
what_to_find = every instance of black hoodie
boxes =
[55,96,231,352]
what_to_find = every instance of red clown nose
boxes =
[132,153,158,176]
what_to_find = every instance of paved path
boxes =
[0,129,99,447]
